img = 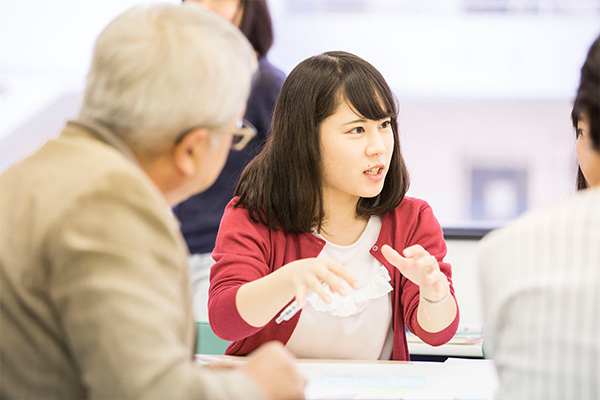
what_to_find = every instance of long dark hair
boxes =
[239,0,274,57]
[235,51,410,233]
[571,34,600,190]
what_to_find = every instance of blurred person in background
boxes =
[0,4,304,399]
[175,0,286,322]
[478,34,600,400]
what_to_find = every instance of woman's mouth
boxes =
[364,166,384,175]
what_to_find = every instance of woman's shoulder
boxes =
[382,197,444,245]
[218,197,275,243]
[482,188,600,248]
[223,197,254,222]
[383,196,440,229]
[222,197,278,233]
[220,197,321,248]
[390,196,432,215]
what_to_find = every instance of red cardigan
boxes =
[208,196,460,360]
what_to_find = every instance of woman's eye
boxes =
[349,127,365,134]
[380,120,391,129]
[576,128,584,138]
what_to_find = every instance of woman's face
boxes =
[576,111,600,188]
[187,0,243,27]
[319,98,395,207]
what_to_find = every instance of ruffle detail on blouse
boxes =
[306,266,393,317]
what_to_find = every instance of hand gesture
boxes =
[283,257,360,307]
[380,244,448,302]
[236,257,360,327]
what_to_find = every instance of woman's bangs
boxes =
[343,73,396,121]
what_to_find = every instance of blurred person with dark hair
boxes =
[175,0,286,322]
[479,34,600,400]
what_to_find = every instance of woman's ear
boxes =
[172,128,210,177]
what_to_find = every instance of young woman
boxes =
[208,51,459,360]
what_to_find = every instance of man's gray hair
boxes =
[80,3,257,152]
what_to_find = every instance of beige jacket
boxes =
[0,119,262,399]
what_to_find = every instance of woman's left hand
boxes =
[381,244,449,302]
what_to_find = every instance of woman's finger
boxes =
[321,258,360,289]
[295,283,309,308]
[309,279,331,304]
[402,244,426,258]
[381,244,408,267]
[318,268,348,296]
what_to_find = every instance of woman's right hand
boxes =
[235,257,359,328]
[281,257,360,307]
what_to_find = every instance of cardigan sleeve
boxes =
[401,203,460,346]
[209,199,274,341]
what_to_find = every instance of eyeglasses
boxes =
[174,119,257,151]
[221,119,257,151]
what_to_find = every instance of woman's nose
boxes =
[365,129,387,156]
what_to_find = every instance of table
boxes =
[196,355,498,399]
[408,339,484,359]
[407,329,485,360]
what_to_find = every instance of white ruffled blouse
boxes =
[285,216,395,360]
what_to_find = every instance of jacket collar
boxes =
[65,117,139,166]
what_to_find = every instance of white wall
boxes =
[445,239,483,329]
[0,0,178,141]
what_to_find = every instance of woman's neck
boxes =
[319,194,368,246]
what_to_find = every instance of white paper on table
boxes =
[297,359,498,400]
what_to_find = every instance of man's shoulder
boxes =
[6,125,136,178]
[2,127,163,229]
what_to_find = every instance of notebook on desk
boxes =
[407,324,484,345]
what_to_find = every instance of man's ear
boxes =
[172,128,210,177]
